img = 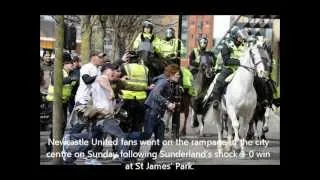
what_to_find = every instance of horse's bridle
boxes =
[239,49,263,73]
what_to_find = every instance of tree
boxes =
[101,15,152,62]
[52,15,64,165]
[91,15,105,52]
[80,15,92,64]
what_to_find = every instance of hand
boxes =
[167,102,175,111]
[148,84,156,90]
[121,52,130,62]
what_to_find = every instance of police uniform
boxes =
[210,38,245,103]
[120,62,149,132]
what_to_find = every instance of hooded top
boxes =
[144,74,174,114]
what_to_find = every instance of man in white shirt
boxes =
[75,50,106,106]
[90,63,132,164]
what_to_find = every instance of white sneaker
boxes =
[84,159,102,165]
[112,153,120,160]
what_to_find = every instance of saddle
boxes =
[225,73,235,83]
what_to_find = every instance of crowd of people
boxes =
[40,19,279,165]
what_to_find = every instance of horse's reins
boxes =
[239,49,263,74]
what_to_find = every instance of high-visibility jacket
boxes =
[121,63,148,100]
[46,69,74,103]
[157,38,186,59]
[224,40,245,72]
[181,67,197,96]
[133,32,161,53]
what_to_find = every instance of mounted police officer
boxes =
[189,36,214,76]
[210,26,248,109]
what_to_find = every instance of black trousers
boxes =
[121,99,145,133]
[211,67,234,100]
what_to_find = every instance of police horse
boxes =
[247,41,275,140]
[205,43,266,153]
[180,51,216,136]
[136,38,163,84]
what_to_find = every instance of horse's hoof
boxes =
[246,132,254,140]
[212,101,219,109]
[224,145,232,152]
[165,128,169,133]
[262,126,269,133]
[180,131,186,136]
[235,147,241,154]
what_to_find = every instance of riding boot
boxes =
[211,78,227,109]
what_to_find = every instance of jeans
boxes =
[128,108,165,156]
[63,118,130,163]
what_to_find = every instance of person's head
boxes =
[165,28,175,41]
[142,20,153,33]
[63,52,73,72]
[230,26,248,46]
[90,50,106,66]
[101,63,117,81]
[43,52,51,64]
[113,64,121,80]
[164,64,180,82]
[198,37,208,50]
[72,56,81,69]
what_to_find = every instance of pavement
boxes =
[40,108,280,165]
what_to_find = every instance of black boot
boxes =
[211,75,228,109]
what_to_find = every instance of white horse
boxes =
[210,44,266,154]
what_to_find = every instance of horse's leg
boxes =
[225,114,233,152]
[216,115,223,154]
[238,116,249,155]
[253,118,259,140]
[181,93,189,136]
[263,107,270,134]
[226,107,240,150]
[163,110,171,134]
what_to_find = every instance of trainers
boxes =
[112,153,120,160]
[84,158,102,165]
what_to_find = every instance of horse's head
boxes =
[257,41,273,76]
[199,51,215,79]
[248,44,266,78]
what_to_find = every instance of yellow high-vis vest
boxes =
[46,69,73,103]
[121,63,148,100]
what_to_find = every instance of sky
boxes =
[213,15,231,39]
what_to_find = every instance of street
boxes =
[40,109,279,165]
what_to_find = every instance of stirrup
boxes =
[212,100,220,109]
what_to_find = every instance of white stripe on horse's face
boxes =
[251,45,266,78]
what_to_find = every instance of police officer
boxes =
[157,27,186,66]
[210,26,248,108]
[45,52,77,152]
[189,37,214,76]
[132,20,160,53]
[117,51,149,134]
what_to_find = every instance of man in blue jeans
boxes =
[129,64,179,165]
[63,63,133,165]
